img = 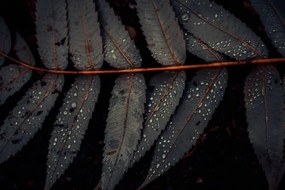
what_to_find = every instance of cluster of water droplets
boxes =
[46,75,100,188]
[144,68,228,184]
[244,65,281,112]
[97,0,141,69]
[0,17,11,66]
[104,37,142,69]
[133,71,186,163]
[172,0,268,61]
[184,32,224,62]
[0,74,64,163]
[244,68,265,109]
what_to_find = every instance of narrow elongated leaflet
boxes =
[36,0,68,69]
[136,0,186,66]
[244,65,285,190]
[250,0,285,56]
[101,73,146,190]
[0,33,35,105]
[45,75,100,190]
[133,71,186,164]
[67,0,103,70]
[0,74,64,164]
[97,0,142,69]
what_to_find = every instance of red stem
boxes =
[0,50,284,75]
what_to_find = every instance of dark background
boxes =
[0,0,285,190]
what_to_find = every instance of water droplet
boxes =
[71,102,77,108]
[181,13,189,21]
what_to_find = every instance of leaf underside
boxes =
[67,0,103,70]
[136,0,186,66]
[45,75,100,190]
[244,65,285,190]
[140,67,228,188]
[97,0,142,69]
[0,74,64,164]
[36,0,69,69]
[0,17,11,66]
[250,0,285,56]
[101,73,146,190]
[171,0,268,60]
[133,71,186,164]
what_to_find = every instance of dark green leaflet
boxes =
[133,71,186,164]
[140,68,228,188]
[244,65,285,190]
[171,0,268,60]
[0,33,34,105]
[36,0,69,69]
[45,75,100,190]
[67,0,103,70]
[250,0,285,56]
[101,73,146,190]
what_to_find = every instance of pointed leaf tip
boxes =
[172,0,268,60]
[245,65,285,190]
[141,67,228,187]
[45,75,100,190]
[133,71,186,164]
